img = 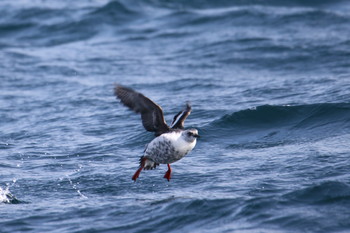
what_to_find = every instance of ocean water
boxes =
[1,0,350,232]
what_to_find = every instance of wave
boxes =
[143,0,349,9]
[204,103,350,147]
[238,181,350,231]
[86,0,142,24]
[210,103,350,128]
[284,181,350,204]
[0,0,143,47]
[1,0,349,47]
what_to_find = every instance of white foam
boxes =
[0,186,13,204]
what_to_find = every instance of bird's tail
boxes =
[139,156,159,170]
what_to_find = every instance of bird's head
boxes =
[182,129,200,142]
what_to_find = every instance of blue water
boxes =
[1,0,350,232]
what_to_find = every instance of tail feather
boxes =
[139,156,159,170]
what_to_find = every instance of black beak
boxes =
[194,134,200,138]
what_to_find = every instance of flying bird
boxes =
[114,85,199,181]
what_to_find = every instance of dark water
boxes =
[1,0,350,232]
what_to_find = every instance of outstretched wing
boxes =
[114,84,170,136]
[170,102,192,129]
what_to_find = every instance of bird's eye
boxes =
[187,132,193,136]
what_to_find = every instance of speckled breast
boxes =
[144,138,188,164]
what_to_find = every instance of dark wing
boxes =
[114,84,170,136]
[170,102,192,129]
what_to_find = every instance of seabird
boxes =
[114,85,199,181]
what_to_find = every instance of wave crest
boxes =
[204,103,350,147]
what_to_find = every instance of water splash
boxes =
[66,175,88,199]
[0,185,20,204]
[64,165,88,199]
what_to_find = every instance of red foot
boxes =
[163,164,172,181]
[132,158,146,181]
[132,166,143,181]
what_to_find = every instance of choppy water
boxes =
[1,0,350,232]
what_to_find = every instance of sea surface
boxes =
[1,0,350,232]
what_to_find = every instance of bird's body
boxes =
[144,130,197,165]
[114,84,199,181]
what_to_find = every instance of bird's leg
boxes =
[132,158,146,181]
[163,164,172,181]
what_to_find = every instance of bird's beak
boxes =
[194,134,200,138]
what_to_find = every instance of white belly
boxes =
[144,132,196,164]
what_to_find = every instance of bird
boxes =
[114,84,199,182]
